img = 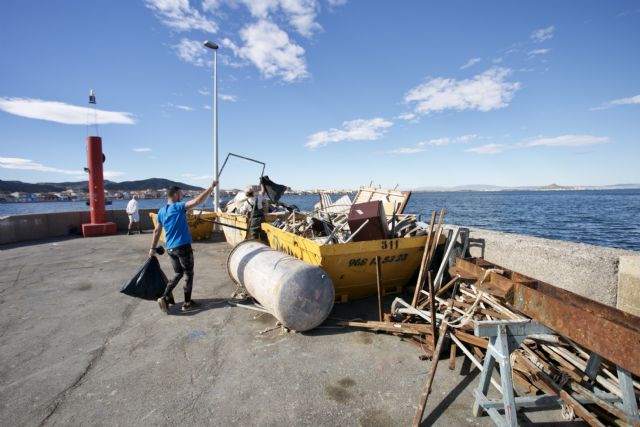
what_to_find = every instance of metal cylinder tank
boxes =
[227,241,335,332]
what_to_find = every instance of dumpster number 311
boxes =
[381,240,399,250]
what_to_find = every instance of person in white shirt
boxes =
[238,185,268,215]
[126,195,142,235]
[227,185,268,215]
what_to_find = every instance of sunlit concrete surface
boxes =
[1,234,568,426]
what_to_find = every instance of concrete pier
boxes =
[0,233,578,426]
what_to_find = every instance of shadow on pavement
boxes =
[169,297,231,316]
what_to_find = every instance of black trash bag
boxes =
[260,175,287,204]
[120,256,168,300]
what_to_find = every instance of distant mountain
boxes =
[103,178,203,192]
[0,178,204,193]
[411,183,640,192]
[413,184,505,192]
[0,180,64,193]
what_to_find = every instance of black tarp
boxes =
[260,175,287,203]
[120,256,168,300]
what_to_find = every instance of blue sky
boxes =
[0,0,638,190]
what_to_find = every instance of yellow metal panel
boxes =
[262,223,444,302]
[149,212,218,242]
[218,212,287,246]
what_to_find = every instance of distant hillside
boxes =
[103,178,203,191]
[0,180,63,193]
[1,178,204,193]
[412,183,640,192]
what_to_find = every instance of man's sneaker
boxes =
[167,292,176,305]
[181,300,198,312]
[157,296,169,314]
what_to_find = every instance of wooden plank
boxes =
[411,210,436,307]
[338,320,434,336]
[451,330,488,349]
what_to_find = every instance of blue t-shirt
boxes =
[157,201,192,249]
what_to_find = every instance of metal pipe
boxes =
[434,226,460,291]
[449,333,503,393]
[213,47,219,211]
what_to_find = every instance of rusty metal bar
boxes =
[454,257,640,377]
[412,311,451,427]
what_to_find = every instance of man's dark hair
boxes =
[167,186,181,197]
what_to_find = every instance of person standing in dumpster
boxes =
[149,181,217,313]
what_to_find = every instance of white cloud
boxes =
[198,87,211,96]
[394,112,417,121]
[175,38,211,67]
[220,94,238,102]
[0,157,82,175]
[306,117,393,149]
[145,0,217,33]
[203,105,212,110]
[0,157,125,178]
[531,26,554,43]
[104,171,126,179]
[460,58,481,70]
[528,48,551,57]
[387,147,425,154]
[175,104,193,111]
[239,0,321,38]
[133,147,152,152]
[420,134,478,146]
[233,20,308,81]
[404,68,521,116]
[147,1,340,82]
[525,135,609,147]
[592,94,640,110]
[465,143,506,154]
[0,97,136,125]
[609,94,640,106]
[182,173,213,180]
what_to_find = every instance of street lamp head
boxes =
[203,40,219,50]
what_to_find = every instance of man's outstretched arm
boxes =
[185,180,218,210]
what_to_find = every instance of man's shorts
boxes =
[128,213,140,223]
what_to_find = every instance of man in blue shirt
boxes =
[149,181,217,313]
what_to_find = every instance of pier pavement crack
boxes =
[0,265,24,297]
[37,299,140,426]
[174,309,234,421]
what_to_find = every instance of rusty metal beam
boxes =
[454,257,640,377]
[511,279,640,377]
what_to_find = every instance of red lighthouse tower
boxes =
[82,90,117,238]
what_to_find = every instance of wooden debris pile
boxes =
[338,209,640,427]
[270,209,427,244]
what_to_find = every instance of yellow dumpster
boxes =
[149,211,218,242]
[262,223,445,303]
[218,211,292,246]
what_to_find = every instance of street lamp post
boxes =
[203,40,219,211]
